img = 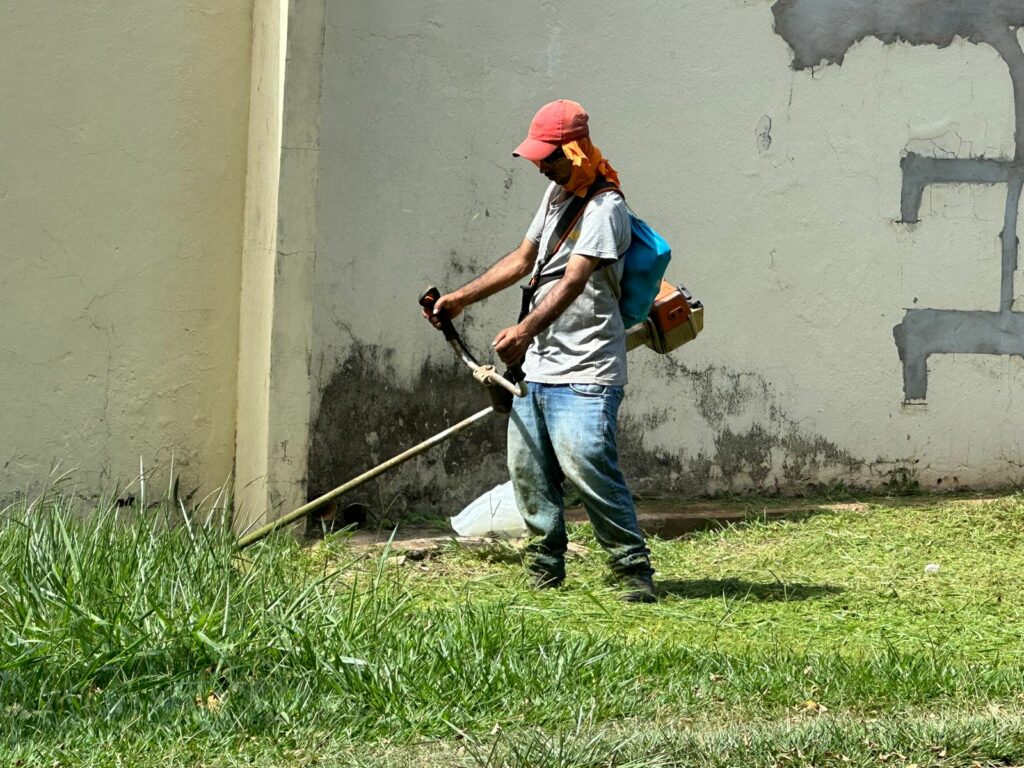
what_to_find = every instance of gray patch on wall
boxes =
[618,356,868,496]
[772,0,1024,401]
[309,344,915,511]
[308,341,511,518]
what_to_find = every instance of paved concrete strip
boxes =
[314,494,1006,555]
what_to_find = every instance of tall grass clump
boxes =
[0,485,414,743]
[0,486,654,749]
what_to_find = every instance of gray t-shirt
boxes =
[523,182,632,386]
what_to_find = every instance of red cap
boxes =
[512,100,590,161]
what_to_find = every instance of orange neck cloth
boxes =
[561,137,620,196]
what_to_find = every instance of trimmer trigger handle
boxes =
[418,286,441,311]
[418,285,458,342]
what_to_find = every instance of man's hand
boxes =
[423,291,466,331]
[492,323,533,365]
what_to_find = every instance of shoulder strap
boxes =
[531,177,622,285]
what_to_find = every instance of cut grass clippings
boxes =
[399,496,1024,656]
[3,487,1024,766]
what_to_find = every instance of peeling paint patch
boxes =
[756,115,773,152]
[772,0,1024,72]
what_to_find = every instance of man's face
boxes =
[538,147,572,186]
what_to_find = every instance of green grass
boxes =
[405,497,1024,656]
[4,487,1024,766]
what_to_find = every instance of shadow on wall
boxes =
[772,0,1024,402]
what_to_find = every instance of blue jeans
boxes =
[507,382,653,581]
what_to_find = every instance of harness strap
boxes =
[518,178,623,324]
[531,177,622,286]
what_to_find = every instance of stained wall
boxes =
[309,1,1024,514]
[1,2,253,502]
[6,1,1022,521]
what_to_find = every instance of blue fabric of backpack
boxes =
[619,211,672,328]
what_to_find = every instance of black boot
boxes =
[618,572,656,603]
[528,562,565,590]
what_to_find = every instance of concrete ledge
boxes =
[311,493,1008,553]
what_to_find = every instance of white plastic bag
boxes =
[450,480,528,538]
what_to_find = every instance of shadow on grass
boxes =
[655,577,843,602]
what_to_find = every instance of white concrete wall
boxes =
[234,0,326,531]
[310,1,1024,510]
[235,0,287,528]
[1,2,252,501]
[4,1,1021,519]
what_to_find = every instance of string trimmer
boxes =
[235,280,703,550]
[235,287,525,549]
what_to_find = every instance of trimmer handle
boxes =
[420,284,527,406]
[419,286,458,342]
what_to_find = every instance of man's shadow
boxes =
[656,577,843,602]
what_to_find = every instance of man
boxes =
[429,99,655,602]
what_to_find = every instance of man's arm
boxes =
[492,253,600,364]
[428,238,539,328]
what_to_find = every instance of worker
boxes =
[427,100,655,602]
